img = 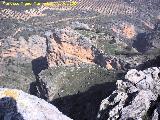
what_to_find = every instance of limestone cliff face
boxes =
[45,27,94,67]
[1,27,105,68]
[45,27,129,70]
[0,88,72,120]
[97,67,160,120]
[1,35,47,63]
[112,22,136,39]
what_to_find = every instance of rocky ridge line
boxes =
[1,26,128,70]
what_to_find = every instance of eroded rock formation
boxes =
[1,35,47,62]
[112,23,136,39]
[0,88,72,120]
[45,27,94,67]
[97,67,160,120]
[71,21,91,31]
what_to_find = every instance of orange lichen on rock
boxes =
[106,60,113,70]
[111,27,119,34]
[2,35,47,61]
[0,89,19,100]
[47,41,94,67]
[111,23,136,39]
[61,43,93,62]
[122,24,136,39]
[2,50,17,58]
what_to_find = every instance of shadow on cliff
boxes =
[50,82,116,120]
[132,21,160,53]
[91,46,107,68]
[0,97,24,120]
[136,55,160,70]
[31,56,48,76]
[132,32,153,53]
[29,56,49,101]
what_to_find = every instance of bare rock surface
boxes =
[45,27,94,67]
[0,88,72,120]
[71,21,91,31]
[1,35,47,62]
[97,67,160,120]
[44,27,127,69]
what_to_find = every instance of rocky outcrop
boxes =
[71,21,91,31]
[97,67,160,120]
[112,23,136,39]
[0,88,72,120]
[45,27,130,70]
[1,27,95,67]
[1,23,132,74]
[45,27,94,67]
[1,35,47,92]
[1,35,47,62]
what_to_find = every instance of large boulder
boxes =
[97,67,160,120]
[0,88,72,120]
[44,27,129,69]
[71,22,91,31]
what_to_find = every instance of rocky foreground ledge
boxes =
[0,88,72,120]
[0,68,160,120]
[97,67,160,120]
